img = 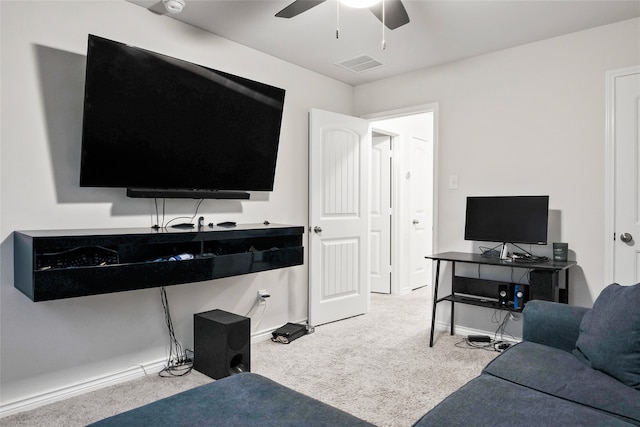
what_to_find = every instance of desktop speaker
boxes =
[512,284,529,310]
[498,284,510,307]
[194,309,250,380]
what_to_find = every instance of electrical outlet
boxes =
[257,289,270,305]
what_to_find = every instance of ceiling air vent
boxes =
[336,55,384,73]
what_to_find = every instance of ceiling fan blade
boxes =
[276,0,326,18]
[369,0,410,30]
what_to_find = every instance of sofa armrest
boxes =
[522,300,590,353]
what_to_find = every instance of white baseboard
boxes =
[251,327,277,343]
[0,359,167,419]
[1,321,309,419]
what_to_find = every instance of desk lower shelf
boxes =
[438,294,509,311]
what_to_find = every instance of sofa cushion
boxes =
[483,341,640,425]
[413,374,635,426]
[573,283,640,390]
[89,372,374,426]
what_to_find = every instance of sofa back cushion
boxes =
[573,283,640,390]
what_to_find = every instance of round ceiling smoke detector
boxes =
[163,0,185,13]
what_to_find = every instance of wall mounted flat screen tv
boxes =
[464,196,549,245]
[80,35,286,198]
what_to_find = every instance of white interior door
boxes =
[309,108,370,326]
[612,68,640,285]
[409,134,433,290]
[370,135,392,293]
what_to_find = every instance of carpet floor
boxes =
[1,287,498,426]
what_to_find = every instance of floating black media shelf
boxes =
[14,224,304,302]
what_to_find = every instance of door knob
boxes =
[620,232,633,243]
[313,226,323,233]
[413,219,420,225]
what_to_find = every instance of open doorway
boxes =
[306,106,436,326]
[370,132,393,293]
[368,107,436,295]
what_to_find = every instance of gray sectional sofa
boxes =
[90,372,374,426]
[91,283,639,426]
[415,284,640,426]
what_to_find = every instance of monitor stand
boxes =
[500,243,510,260]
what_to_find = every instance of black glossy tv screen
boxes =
[80,35,285,193]
[464,196,549,245]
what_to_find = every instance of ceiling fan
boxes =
[275,0,410,30]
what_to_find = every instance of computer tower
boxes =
[194,309,250,380]
[529,269,555,301]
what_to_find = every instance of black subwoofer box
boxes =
[194,309,250,380]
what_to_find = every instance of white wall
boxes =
[0,0,353,409]
[354,18,640,336]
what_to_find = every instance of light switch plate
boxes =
[448,175,458,189]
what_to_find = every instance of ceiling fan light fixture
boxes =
[163,0,185,14]
[340,0,381,9]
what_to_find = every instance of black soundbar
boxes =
[127,188,250,200]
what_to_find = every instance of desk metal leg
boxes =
[450,261,455,336]
[429,260,441,347]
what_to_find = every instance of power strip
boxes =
[467,334,491,343]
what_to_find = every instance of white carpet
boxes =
[251,287,498,426]
[1,287,498,426]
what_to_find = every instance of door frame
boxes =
[370,132,394,294]
[604,65,640,283]
[363,103,439,294]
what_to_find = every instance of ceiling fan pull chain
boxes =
[336,0,340,39]
[381,0,386,49]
